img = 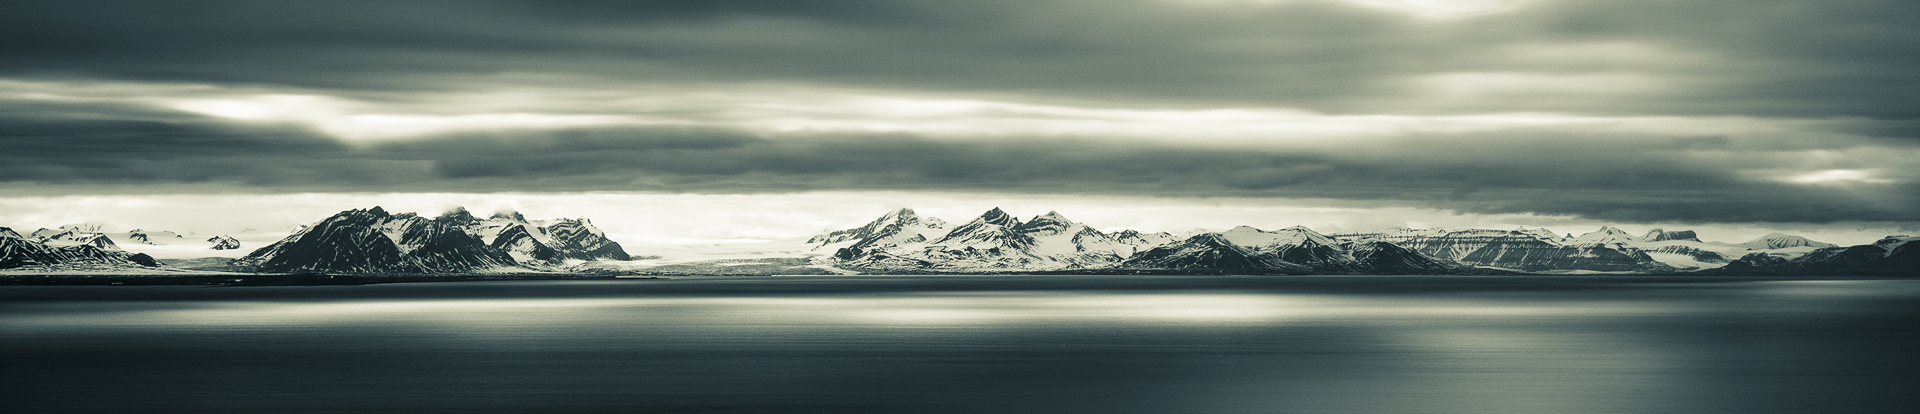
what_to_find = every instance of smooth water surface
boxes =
[4,275,1917,413]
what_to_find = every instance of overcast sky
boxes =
[1,0,1915,245]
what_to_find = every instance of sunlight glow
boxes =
[0,78,1822,148]
[1181,0,1531,19]
[168,95,637,140]
[1783,169,1895,186]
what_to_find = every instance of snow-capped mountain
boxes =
[233,207,516,273]
[1119,225,1460,274]
[1112,230,1177,250]
[232,206,631,274]
[2,227,159,270]
[1218,226,1357,271]
[438,207,631,263]
[31,224,122,251]
[1569,226,1640,245]
[1345,227,1670,272]
[207,235,241,250]
[1342,226,1840,271]
[1741,233,1838,250]
[810,208,948,251]
[1615,230,1837,269]
[1344,241,1460,274]
[1640,229,1701,243]
[1119,233,1306,272]
[121,229,186,245]
[832,208,1164,271]
[539,218,629,260]
[1712,234,1918,276]
[1872,235,1917,253]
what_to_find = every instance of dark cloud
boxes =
[0,0,1916,227]
[0,0,1911,117]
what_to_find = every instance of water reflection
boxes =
[3,276,1917,414]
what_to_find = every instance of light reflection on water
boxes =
[3,276,1917,414]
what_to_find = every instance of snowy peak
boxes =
[207,235,241,250]
[235,206,628,273]
[1570,226,1637,245]
[435,206,480,225]
[1872,235,1917,253]
[1119,233,1303,272]
[857,207,922,232]
[1742,233,1837,250]
[538,218,630,260]
[124,229,184,245]
[488,210,527,222]
[32,229,120,251]
[1112,230,1176,247]
[932,208,1031,248]
[1030,210,1071,226]
[1207,225,1355,270]
[1515,227,1565,243]
[441,207,628,262]
[1345,241,1459,274]
[1,233,156,270]
[0,227,20,239]
[1639,229,1701,243]
[58,222,107,233]
[830,208,1173,271]
[1013,211,1075,236]
[978,207,1020,227]
[813,208,949,254]
[1219,225,1338,251]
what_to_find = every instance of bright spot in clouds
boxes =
[1185,0,1530,19]
[168,94,636,140]
[145,84,1808,147]
[1784,169,1895,186]
[1337,0,1531,18]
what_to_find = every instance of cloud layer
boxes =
[1,0,1915,228]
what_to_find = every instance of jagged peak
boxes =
[488,210,527,222]
[869,207,922,226]
[1193,232,1236,245]
[1014,210,1077,235]
[57,222,107,233]
[1278,225,1322,234]
[976,207,1019,227]
[0,227,20,239]
[436,206,477,222]
[1033,210,1071,223]
[366,206,390,217]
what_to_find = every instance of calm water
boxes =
[3,275,1917,414]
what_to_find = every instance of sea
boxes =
[3,275,1917,413]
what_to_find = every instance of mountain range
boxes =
[226,207,629,273]
[3,206,1913,276]
[1,226,160,270]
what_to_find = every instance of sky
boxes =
[1,0,1916,246]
